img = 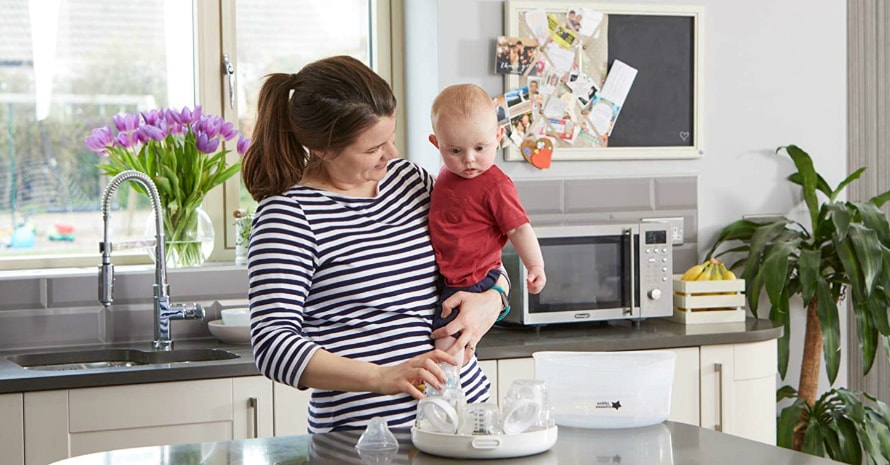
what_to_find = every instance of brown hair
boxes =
[430,83,496,134]
[241,55,397,201]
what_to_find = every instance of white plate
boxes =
[411,425,558,459]
[207,319,250,345]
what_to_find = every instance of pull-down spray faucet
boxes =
[98,170,204,351]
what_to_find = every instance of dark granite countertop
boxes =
[478,318,782,360]
[0,318,781,394]
[48,421,839,465]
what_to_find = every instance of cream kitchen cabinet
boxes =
[272,381,312,436]
[494,357,534,405]
[23,376,273,465]
[0,393,24,465]
[700,340,777,445]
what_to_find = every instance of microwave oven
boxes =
[500,222,673,325]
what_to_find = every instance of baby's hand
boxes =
[526,266,546,294]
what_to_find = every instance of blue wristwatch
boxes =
[490,285,511,322]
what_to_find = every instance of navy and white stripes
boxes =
[248,158,490,432]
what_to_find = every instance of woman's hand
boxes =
[431,287,503,363]
[376,349,456,400]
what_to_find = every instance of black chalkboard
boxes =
[607,15,695,147]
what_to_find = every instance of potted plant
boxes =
[706,145,890,464]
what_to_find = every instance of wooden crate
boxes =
[670,274,747,324]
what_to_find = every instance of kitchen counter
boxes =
[0,318,781,394]
[47,421,838,465]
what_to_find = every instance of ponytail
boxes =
[241,73,307,201]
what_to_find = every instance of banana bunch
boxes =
[681,258,737,281]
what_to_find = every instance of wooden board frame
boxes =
[503,1,704,161]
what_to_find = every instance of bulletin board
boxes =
[501,1,703,162]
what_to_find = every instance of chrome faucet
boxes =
[98,170,205,351]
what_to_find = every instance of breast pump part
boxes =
[417,397,460,434]
[501,398,542,434]
[355,416,399,451]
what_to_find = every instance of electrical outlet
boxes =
[642,217,684,245]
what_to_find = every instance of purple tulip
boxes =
[152,117,168,136]
[132,128,149,145]
[85,126,114,153]
[236,135,251,156]
[195,132,220,154]
[141,109,163,126]
[220,121,238,141]
[139,124,166,142]
[113,113,140,133]
[180,105,202,126]
[165,108,183,125]
[115,132,134,149]
[169,121,186,136]
[197,116,223,139]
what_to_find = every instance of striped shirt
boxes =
[248,158,491,433]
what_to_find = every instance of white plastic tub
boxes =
[533,350,676,429]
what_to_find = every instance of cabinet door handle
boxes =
[248,396,258,438]
[714,362,724,432]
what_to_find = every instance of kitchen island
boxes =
[48,421,839,464]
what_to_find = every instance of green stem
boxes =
[163,206,207,267]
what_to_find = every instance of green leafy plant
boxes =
[777,386,890,463]
[706,145,890,463]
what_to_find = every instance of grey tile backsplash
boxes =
[0,266,250,350]
[513,174,699,278]
[0,175,698,351]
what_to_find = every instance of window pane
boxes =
[0,0,195,260]
[234,0,371,213]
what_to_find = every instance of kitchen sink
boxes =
[6,348,240,371]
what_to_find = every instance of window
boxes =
[0,0,390,270]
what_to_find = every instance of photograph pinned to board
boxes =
[495,36,540,75]
[501,1,703,161]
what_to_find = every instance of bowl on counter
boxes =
[208,320,250,345]
[220,308,250,327]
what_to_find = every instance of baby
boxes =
[428,83,546,353]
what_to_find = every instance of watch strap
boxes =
[490,285,511,322]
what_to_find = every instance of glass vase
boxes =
[145,205,215,268]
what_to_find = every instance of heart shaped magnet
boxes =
[519,137,553,170]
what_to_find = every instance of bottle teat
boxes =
[355,416,399,451]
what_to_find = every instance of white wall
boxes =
[405,0,848,396]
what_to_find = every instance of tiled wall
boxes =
[515,175,699,272]
[0,265,249,350]
[0,175,698,351]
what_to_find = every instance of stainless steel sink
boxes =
[6,348,240,371]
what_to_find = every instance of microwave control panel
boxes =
[638,223,673,317]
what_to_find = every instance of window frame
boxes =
[0,0,398,271]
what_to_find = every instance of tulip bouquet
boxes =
[85,106,250,266]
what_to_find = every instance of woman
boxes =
[241,56,509,433]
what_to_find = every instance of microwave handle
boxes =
[625,228,635,315]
